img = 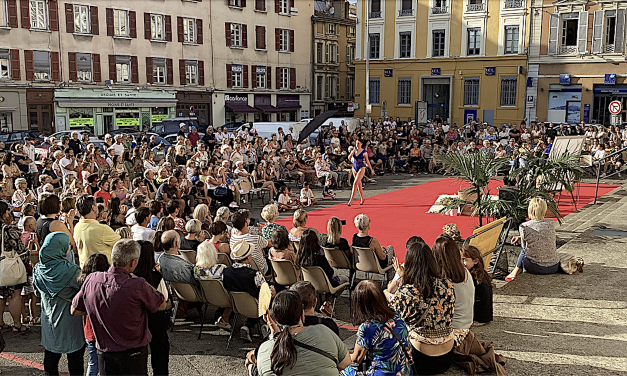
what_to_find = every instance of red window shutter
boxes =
[179,59,186,85]
[276,67,280,89]
[48,0,58,31]
[226,64,232,88]
[20,0,29,29]
[290,0,294,8]
[198,61,204,86]
[92,53,101,82]
[225,22,232,47]
[165,15,172,41]
[242,24,247,48]
[108,55,116,81]
[177,17,184,42]
[90,6,99,35]
[266,66,271,89]
[68,52,77,82]
[106,8,114,36]
[243,65,248,88]
[289,68,296,89]
[166,59,173,84]
[144,13,151,40]
[9,49,20,80]
[129,11,137,38]
[251,65,257,87]
[64,3,74,33]
[24,50,34,80]
[51,52,60,81]
[290,30,294,52]
[255,0,266,11]
[130,56,139,83]
[7,0,18,28]
[196,19,203,44]
[242,0,247,7]
[275,0,280,13]
[261,26,266,49]
[255,26,260,49]
[145,57,153,84]
[275,28,280,51]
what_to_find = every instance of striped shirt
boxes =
[230,232,269,274]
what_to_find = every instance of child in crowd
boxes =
[299,182,317,207]
[462,244,494,325]
[96,203,108,224]
[277,185,298,211]
[322,179,336,200]
[21,216,39,325]
[17,203,36,230]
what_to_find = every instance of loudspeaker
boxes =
[498,186,518,201]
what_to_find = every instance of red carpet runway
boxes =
[276,178,621,262]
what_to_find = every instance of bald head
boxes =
[161,230,180,254]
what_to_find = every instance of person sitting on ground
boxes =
[385,236,425,300]
[277,185,298,211]
[208,221,231,255]
[322,179,336,200]
[289,208,318,242]
[131,207,155,242]
[229,210,271,275]
[442,223,464,248]
[180,219,203,251]
[320,216,352,259]
[260,204,287,240]
[300,182,317,207]
[462,244,493,325]
[352,214,395,282]
[193,241,232,330]
[506,197,560,281]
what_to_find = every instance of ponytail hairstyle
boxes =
[270,290,304,375]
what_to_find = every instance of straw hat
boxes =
[231,240,252,261]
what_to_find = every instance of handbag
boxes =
[214,185,228,197]
[0,225,27,287]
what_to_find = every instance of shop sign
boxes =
[116,117,140,127]
[559,74,571,86]
[604,74,616,85]
[256,66,266,75]
[106,102,137,107]
[151,114,168,123]
[384,69,393,77]
[224,94,248,103]
[485,67,496,76]
[431,68,441,76]
[98,92,139,98]
[69,118,94,128]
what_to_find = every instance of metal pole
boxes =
[594,160,601,204]
[365,0,370,129]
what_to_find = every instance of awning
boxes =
[255,104,282,113]
[276,104,302,111]
[55,98,178,108]
[225,102,259,113]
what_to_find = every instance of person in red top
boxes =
[94,180,111,205]
[188,126,200,148]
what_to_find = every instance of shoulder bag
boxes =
[214,185,228,197]
[294,340,338,365]
[0,225,27,287]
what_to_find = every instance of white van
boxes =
[239,122,294,140]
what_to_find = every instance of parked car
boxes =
[99,128,142,139]
[148,117,204,137]
[218,122,244,132]
[0,131,43,148]
[50,130,99,142]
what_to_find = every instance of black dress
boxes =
[473,278,493,323]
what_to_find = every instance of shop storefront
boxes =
[0,89,27,131]
[176,92,212,126]
[224,94,258,123]
[253,94,280,122]
[212,92,310,126]
[27,88,55,134]
[592,85,627,125]
[276,95,301,121]
[54,88,177,136]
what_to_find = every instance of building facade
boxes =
[527,0,627,125]
[312,0,356,117]
[354,0,530,126]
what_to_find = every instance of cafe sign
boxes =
[225,94,248,103]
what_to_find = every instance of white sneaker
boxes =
[240,325,252,342]
[229,201,239,208]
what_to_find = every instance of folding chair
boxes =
[198,279,237,347]
[251,257,272,281]
[247,177,269,205]
[322,246,356,291]
[465,217,512,276]
[230,291,262,340]
[352,246,393,285]
[271,259,301,287]
[301,266,349,318]
[217,252,233,267]
[170,281,205,339]
[178,250,197,264]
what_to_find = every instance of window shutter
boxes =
[290,30,294,52]
[179,59,186,85]
[197,19,203,44]
[225,22,232,46]
[336,45,339,63]
[615,9,626,54]
[548,13,559,55]
[7,0,18,28]
[92,53,101,82]
[290,68,296,89]
[106,8,114,36]
[166,58,173,84]
[243,65,248,88]
[242,24,248,48]
[90,6,99,35]
[51,52,60,81]
[24,50,34,80]
[146,57,153,84]
[256,26,262,49]
[251,65,257,86]
[48,0,58,31]
[177,17,184,42]
[266,65,271,89]
[289,0,294,8]
[165,15,172,41]
[226,64,233,88]
[256,0,266,12]
[9,49,20,80]
[68,52,77,81]
[591,11,604,54]
[20,0,29,29]
[130,56,138,83]
[576,11,589,54]
[276,67,280,88]
[198,61,204,86]
[108,55,116,81]
[261,26,266,49]
[144,13,151,39]
[275,0,280,13]
[129,11,137,38]
[325,43,329,62]
[275,28,280,50]
[65,3,74,33]
[242,0,247,7]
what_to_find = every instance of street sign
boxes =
[611,114,621,126]
[347,101,354,112]
[609,100,622,115]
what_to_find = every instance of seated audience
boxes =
[193,241,232,330]
[289,209,318,242]
[180,219,203,251]
[260,204,287,240]
[208,221,231,255]
[352,214,395,281]
[131,207,155,242]
[230,210,271,275]
[290,281,339,335]
[320,216,352,257]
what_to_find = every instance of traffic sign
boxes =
[609,100,622,115]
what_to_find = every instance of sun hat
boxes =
[231,240,252,261]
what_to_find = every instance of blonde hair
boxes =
[186,219,202,234]
[293,209,307,227]
[214,206,230,223]
[354,214,370,231]
[261,204,279,223]
[196,241,219,269]
[14,178,27,189]
[528,197,547,220]
[115,227,132,239]
[327,217,342,245]
[193,204,209,223]
[53,150,64,159]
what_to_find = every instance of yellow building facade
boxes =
[354,0,530,126]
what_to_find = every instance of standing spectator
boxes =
[2,151,20,198]
[60,148,78,180]
[112,135,125,156]
[68,131,82,156]
[73,194,121,267]
[71,239,166,376]
[23,137,39,184]
[188,126,200,147]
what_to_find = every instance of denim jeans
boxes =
[86,340,99,376]
[515,248,560,275]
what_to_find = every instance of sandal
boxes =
[31,317,40,325]
[319,303,333,317]
[0,323,10,333]
[13,325,30,335]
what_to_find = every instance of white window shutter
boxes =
[591,10,604,54]
[615,9,626,54]
[577,11,589,54]
[548,13,559,55]
[336,45,339,64]
[325,43,329,63]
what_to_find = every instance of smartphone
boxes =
[340,219,346,225]
[249,218,257,226]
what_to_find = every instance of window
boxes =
[605,11,616,46]
[346,76,355,99]
[369,33,380,59]
[184,18,196,43]
[325,76,339,99]
[279,0,289,14]
[231,64,242,87]
[230,23,242,47]
[347,45,355,65]
[326,43,339,64]
[398,78,411,105]
[347,26,355,37]
[0,0,7,27]
[0,49,9,79]
[369,78,380,104]
[399,32,411,58]
[467,27,481,55]
[113,9,128,36]
[316,42,323,63]
[326,23,337,35]
[151,14,165,40]
[370,0,381,18]
[33,50,50,80]
[255,0,266,12]
[185,61,198,85]
[279,29,290,51]
[561,14,578,48]
[280,67,289,89]
[30,0,47,29]
[500,77,517,107]
[433,29,445,57]
[74,5,90,33]
[316,76,323,100]
[115,56,131,83]
[76,53,92,81]
[464,77,479,106]
[229,0,243,7]
[255,66,266,88]
[153,58,166,84]
[504,25,519,54]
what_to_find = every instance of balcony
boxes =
[604,44,615,53]
[466,3,486,12]
[504,0,524,9]
[398,9,414,17]
[431,6,448,15]
[369,12,382,19]
[560,45,577,54]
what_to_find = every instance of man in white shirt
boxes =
[131,207,155,241]
[23,137,39,181]
[126,195,146,226]
[59,148,78,180]
[112,135,125,156]
[441,123,450,133]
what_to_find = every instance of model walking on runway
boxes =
[348,139,375,206]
